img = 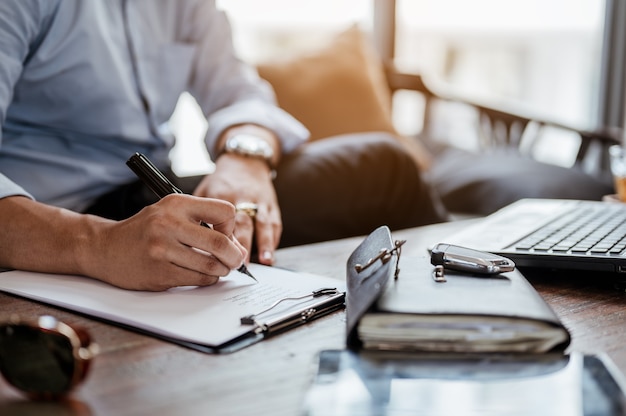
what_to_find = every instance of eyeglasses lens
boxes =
[0,324,75,397]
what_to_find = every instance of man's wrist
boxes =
[217,151,278,180]
[222,134,276,169]
[216,125,281,166]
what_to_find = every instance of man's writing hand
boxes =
[90,195,247,291]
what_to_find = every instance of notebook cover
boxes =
[346,227,571,353]
[345,225,397,349]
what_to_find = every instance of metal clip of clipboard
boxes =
[240,288,345,335]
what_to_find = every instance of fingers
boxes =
[233,203,280,265]
[164,195,250,269]
[191,161,282,266]
[254,204,281,265]
[255,217,281,266]
[137,195,246,287]
[233,211,255,262]
[126,233,237,291]
[160,245,229,288]
[177,194,236,236]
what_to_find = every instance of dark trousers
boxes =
[84,133,448,248]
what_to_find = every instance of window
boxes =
[395,0,605,129]
[216,0,371,63]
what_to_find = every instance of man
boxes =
[0,0,446,291]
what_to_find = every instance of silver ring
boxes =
[235,202,258,218]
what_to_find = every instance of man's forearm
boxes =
[0,196,110,276]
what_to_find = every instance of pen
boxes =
[126,152,258,282]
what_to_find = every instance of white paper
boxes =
[0,264,344,348]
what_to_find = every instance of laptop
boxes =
[442,198,626,274]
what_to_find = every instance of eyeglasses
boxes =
[0,315,99,400]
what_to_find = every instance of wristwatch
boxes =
[223,134,275,169]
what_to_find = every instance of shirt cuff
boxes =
[0,173,34,201]
[204,99,309,158]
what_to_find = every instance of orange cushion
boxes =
[257,25,394,139]
[257,25,432,170]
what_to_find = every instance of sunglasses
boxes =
[0,315,99,400]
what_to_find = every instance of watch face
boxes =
[226,134,274,161]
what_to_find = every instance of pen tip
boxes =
[238,265,258,282]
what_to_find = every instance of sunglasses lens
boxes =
[0,324,75,397]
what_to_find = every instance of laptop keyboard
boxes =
[512,204,626,255]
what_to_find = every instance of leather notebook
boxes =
[346,225,571,354]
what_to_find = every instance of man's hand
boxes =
[0,195,247,291]
[193,154,281,265]
[90,194,248,290]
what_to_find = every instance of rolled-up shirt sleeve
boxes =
[183,3,309,157]
[0,173,34,201]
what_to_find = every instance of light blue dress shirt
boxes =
[0,0,308,211]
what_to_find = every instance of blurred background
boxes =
[170,0,608,176]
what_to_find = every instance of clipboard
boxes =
[99,286,345,354]
[0,264,345,353]
[217,287,345,353]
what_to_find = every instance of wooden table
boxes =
[1,220,625,416]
